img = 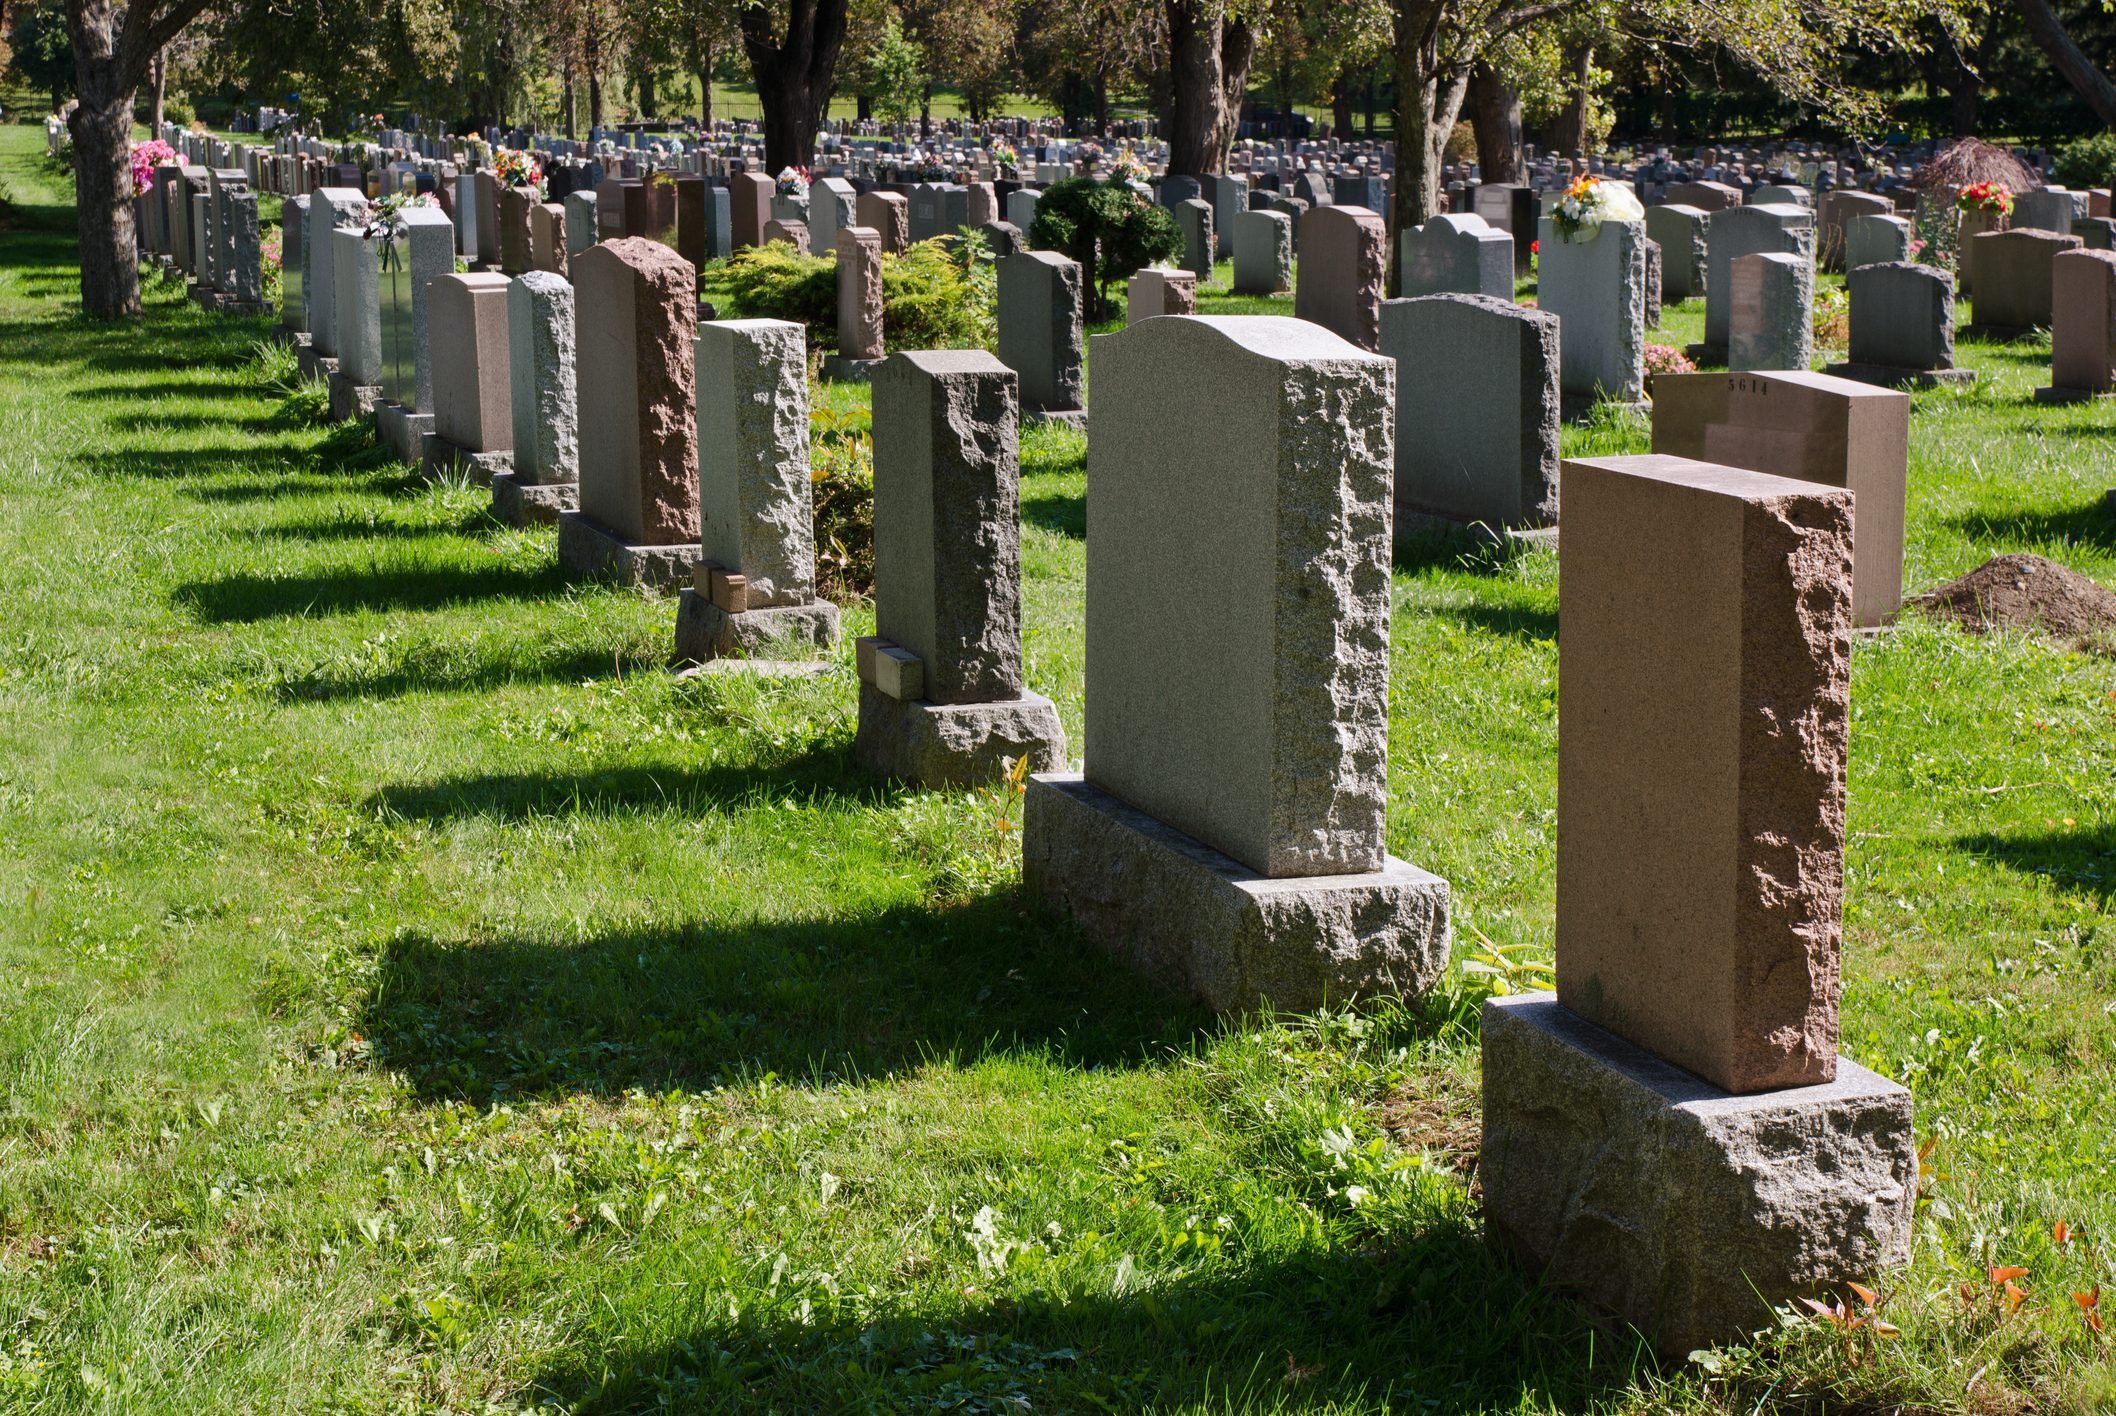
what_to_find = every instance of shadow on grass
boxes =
[1958,820,2115,907]
[530,1222,1637,1414]
[360,889,1219,1103]
[1947,497,2116,555]
[1022,488,1085,538]
[252,507,499,545]
[1427,600,1560,643]
[174,558,569,621]
[272,643,627,703]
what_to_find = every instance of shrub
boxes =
[718,236,990,352]
[810,405,874,601]
[1026,176,1182,321]
[1812,285,1850,350]
[1444,121,1477,164]
[2053,133,2116,191]
[1642,343,1696,382]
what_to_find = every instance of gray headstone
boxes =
[1727,251,1814,372]
[1230,209,1292,295]
[227,191,263,304]
[997,250,1085,417]
[1644,204,1708,302]
[282,194,310,330]
[1398,213,1513,300]
[1844,213,1912,271]
[1538,216,1647,402]
[306,187,366,358]
[331,227,385,386]
[695,319,816,605]
[1705,204,1813,351]
[1175,197,1214,282]
[507,271,580,487]
[564,190,599,258]
[1846,262,1955,373]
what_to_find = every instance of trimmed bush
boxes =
[717,236,990,353]
[1026,176,1182,321]
[2054,133,2116,192]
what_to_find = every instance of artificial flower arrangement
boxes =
[1956,181,2013,218]
[129,138,177,195]
[1107,145,1150,185]
[989,140,1018,171]
[493,147,544,197]
[367,113,386,131]
[1549,174,1645,244]
[1073,140,1104,171]
[360,189,438,241]
[775,165,811,199]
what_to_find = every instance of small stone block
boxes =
[672,590,841,663]
[874,646,924,701]
[711,568,750,614]
[854,635,883,686]
[1480,994,1916,1359]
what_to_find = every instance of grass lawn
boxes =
[2,122,2115,1413]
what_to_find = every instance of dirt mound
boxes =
[1912,553,2116,653]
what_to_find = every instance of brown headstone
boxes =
[838,225,884,360]
[858,190,910,255]
[572,238,701,546]
[497,185,536,274]
[1666,180,1742,213]
[1557,453,1852,1095]
[964,181,998,228]
[1294,205,1387,351]
[1970,228,2080,331]
[1650,371,1907,627]
[1125,266,1196,324]
[530,201,568,277]
[730,172,772,251]
[428,273,514,453]
[2049,248,2116,394]
[763,217,811,256]
[595,177,632,242]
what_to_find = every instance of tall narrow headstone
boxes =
[997,250,1086,427]
[730,172,772,250]
[1231,209,1293,295]
[1023,316,1450,1010]
[1294,205,1387,350]
[1175,197,1214,283]
[2036,248,2116,402]
[279,193,310,335]
[424,272,515,481]
[493,271,580,525]
[1538,215,1647,406]
[1727,251,1813,372]
[857,190,909,254]
[822,226,886,382]
[328,226,385,420]
[1644,204,1708,302]
[563,190,598,258]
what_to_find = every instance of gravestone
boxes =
[1382,294,1559,532]
[1844,213,1912,270]
[2014,187,2087,234]
[1701,203,1813,360]
[493,270,581,526]
[530,202,567,275]
[473,170,500,266]
[1665,180,1741,211]
[676,319,841,662]
[558,238,702,588]
[279,194,310,336]
[1175,197,1214,283]
[821,226,886,383]
[1644,204,1708,302]
[811,176,857,253]
[1817,189,1893,271]
[1127,265,1196,323]
[671,176,707,268]
[730,172,772,250]
[1230,209,1293,295]
[1643,239,1663,327]
[1827,262,1972,389]
[224,191,267,312]
[1023,315,1451,1011]
[1969,228,2082,336]
[1294,205,1387,350]
[2075,217,2116,250]
[856,351,1065,787]
[1472,183,1540,274]
[375,206,457,464]
[563,190,598,258]
[1398,214,1514,300]
[1727,251,1813,372]
[2035,248,2116,403]
[857,190,909,254]
[303,187,367,370]
[497,186,535,273]
[1956,207,2003,296]
[1005,188,1040,237]
[1537,215,1647,408]
[1652,371,1908,627]
[762,217,810,254]
[1483,452,1915,1357]
[1209,174,1245,258]
[423,273,515,482]
[327,226,385,421]
[997,250,1087,428]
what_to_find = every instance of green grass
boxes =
[3,122,2115,1412]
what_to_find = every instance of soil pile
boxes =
[1913,553,2116,654]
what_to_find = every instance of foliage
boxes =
[2054,132,2116,190]
[1812,283,1850,349]
[718,235,991,352]
[2,0,69,106]
[1642,342,1696,378]
[1910,137,2040,195]
[863,14,927,126]
[1025,176,1181,320]
[809,403,874,601]
[718,238,838,330]
[1443,119,1477,162]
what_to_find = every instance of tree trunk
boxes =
[149,46,166,131]
[1332,66,1354,137]
[1094,72,1109,134]
[699,50,716,126]
[1550,44,1592,156]
[70,79,141,319]
[742,0,847,172]
[563,65,576,139]
[2018,0,2116,130]
[1468,61,1522,183]
[1390,0,1472,290]
[1166,0,1223,176]
[1218,18,1253,159]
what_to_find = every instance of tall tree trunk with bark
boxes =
[741,0,848,172]
[587,16,606,129]
[149,46,165,131]
[1219,19,1254,155]
[1467,61,1521,183]
[1332,66,1355,136]
[1391,0,1472,289]
[1168,1,1249,175]
[563,65,576,138]
[1549,44,1592,156]
[697,42,716,126]
[2017,0,2116,131]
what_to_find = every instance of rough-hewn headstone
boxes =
[1645,204,1709,302]
[997,250,1086,425]
[497,270,580,524]
[1231,208,1292,295]
[1727,251,1814,372]
[1294,205,1387,350]
[1538,216,1647,405]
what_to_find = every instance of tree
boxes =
[64,0,218,319]
[5,0,73,108]
[739,0,850,173]
[2018,0,2116,131]
[1026,175,1183,319]
[1166,0,1255,176]
[865,15,928,127]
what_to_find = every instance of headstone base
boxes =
[2031,385,2113,405]
[1024,407,1090,431]
[673,589,841,662]
[675,660,834,681]
[853,683,1065,788]
[555,512,695,590]
[296,347,337,382]
[820,354,887,384]
[327,369,380,423]
[271,325,312,349]
[1023,773,1451,1013]
[1823,361,1977,391]
[1480,994,1917,1360]
[422,436,514,487]
[375,402,432,465]
[1396,505,1560,550]
[490,472,579,526]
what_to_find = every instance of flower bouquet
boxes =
[1956,181,2013,219]
[990,140,1018,173]
[361,189,437,242]
[775,165,811,199]
[1107,146,1149,185]
[494,147,544,196]
[129,138,177,196]
[1549,175,1644,244]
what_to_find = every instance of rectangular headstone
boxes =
[2049,248,2116,394]
[572,238,701,545]
[695,319,816,605]
[507,271,580,486]
[428,272,514,453]
[997,250,1085,416]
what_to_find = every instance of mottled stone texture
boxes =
[730,173,772,250]
[997,250,1085,416]
[507,272,579,487]
[1125,266,1196,324]
[857,191,910,254]
[696,319,816,606]
[836,227,885,361]
[2049,249,2116,393]
[497,186,535,274]
[811,177,857,253]
[530,202,567,276]
[227,191,263,304]
[871,350,1024,705]
[1086,316,1394,879]
[306,187,367,358]
[1652,372,1908,629]
[1644,204,1708,301]
[563,191,598,258]
[854,685,1065,787]
[572,239,701,546]
[330,227,384,387]
[1382,294,1559,529]
[1818,189,1895,271]
[1728,251,1814,373]
[1175,197,1214,282]
[1231,209,1292,295]
[1294,205,1387,350]
[1972,229,2082,332]
[1845,213,1913,271]
[1398,213,1514,300]
[1538,216,1647,403]
[1481,995,1917,1358]
[428,273,514,453]
[1705,204,1813,353]
[763,217,810,255]
[1845,262,1956,373]
[1024,774,1451,1012]
[1557,454,1852,1094]
[1667,180,1742,212]
[282,194,310,329]
[397,208,456,412]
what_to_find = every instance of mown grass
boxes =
[2,123,2114,1413]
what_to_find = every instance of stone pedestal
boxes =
[555,512,695,589]
[1024,774,1450,1013]
[327,367,380,422]
[1481,994,1917,1359]
[376,402,432,465]
[423,437,513,486]
[673,591,840,663]
[854,683,1065,788]
[490,473,578,525]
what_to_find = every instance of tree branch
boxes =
[2017,0,2116,131]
